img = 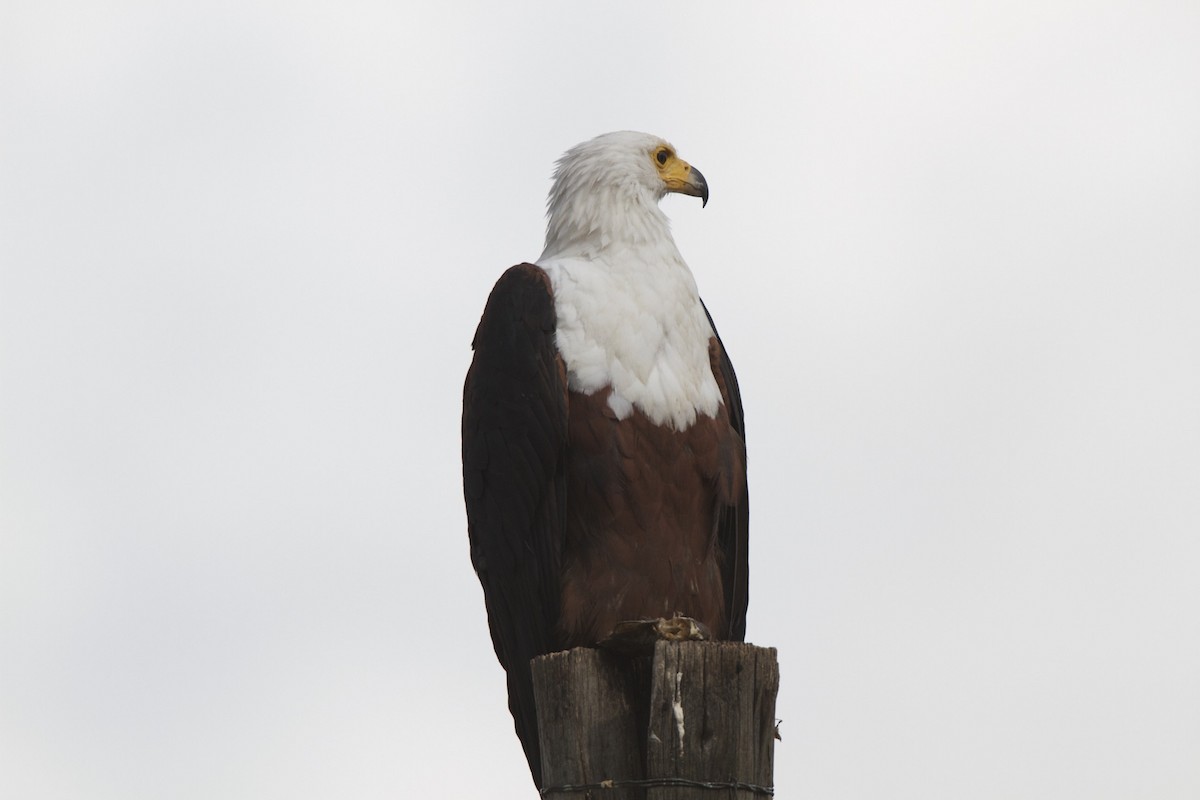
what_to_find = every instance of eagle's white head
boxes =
[539,131,709,262]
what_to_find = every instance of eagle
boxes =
[462,131,749,787]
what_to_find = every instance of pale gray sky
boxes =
[2,2,1198,798]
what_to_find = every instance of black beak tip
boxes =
[693,167,710,208]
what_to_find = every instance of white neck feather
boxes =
[539,177,673,262]
[537,200,720,430]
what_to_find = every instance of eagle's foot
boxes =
[653,614,711,641]
[598,614,711,656]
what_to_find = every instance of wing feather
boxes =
[702,299,750,642]
[462,264,567,787]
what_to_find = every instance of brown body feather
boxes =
[464,263,748,788]
[558,378,745,646]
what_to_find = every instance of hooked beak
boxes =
[663,161,710,208]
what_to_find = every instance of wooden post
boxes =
[532,642,779,799]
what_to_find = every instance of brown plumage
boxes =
[558,381,744,646]
[463,263,748,788]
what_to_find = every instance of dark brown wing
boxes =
[703,299,750,641]
[462,263,567,788]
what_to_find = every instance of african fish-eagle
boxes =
[462,131,749,787]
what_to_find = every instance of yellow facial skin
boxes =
[653,145,709,206]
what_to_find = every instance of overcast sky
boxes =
[3,2,1199,798]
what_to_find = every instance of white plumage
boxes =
[536,131,721,430]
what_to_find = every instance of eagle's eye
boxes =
[655,149,670,166]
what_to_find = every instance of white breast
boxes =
[538,249,722,431]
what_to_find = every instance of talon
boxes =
[599,615,711,655]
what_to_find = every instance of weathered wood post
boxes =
[532,641,779,799]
